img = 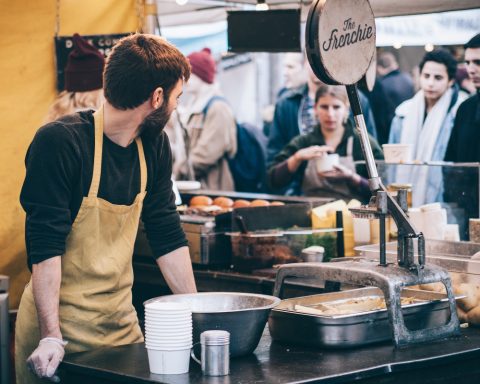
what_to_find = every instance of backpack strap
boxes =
[202,96,228,121]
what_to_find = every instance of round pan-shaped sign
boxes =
[306,0,376,85]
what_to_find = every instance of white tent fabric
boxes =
[157,0,480,27]
[376,9,480,46]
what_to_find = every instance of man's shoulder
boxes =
[142,130,171,160]
[458,94,479,111]
[34,110,94,145]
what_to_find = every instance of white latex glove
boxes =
[27,337,68,382]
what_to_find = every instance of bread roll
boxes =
[190,195,213,207]
[466,306,480,326]
[456,283,479,312]
[212,196,234,208]
[233,199,251,209]
[250,199,270,207]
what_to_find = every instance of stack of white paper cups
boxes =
[144,301,193,374]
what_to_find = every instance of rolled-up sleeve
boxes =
[142,135,188,258]
[20,124,79,267]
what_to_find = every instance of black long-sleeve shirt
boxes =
[445,93,480,162]
[20,110,187,268]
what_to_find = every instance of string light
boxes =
[256,0,269,11]
[424,43,434,52]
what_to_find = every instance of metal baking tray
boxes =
[268,287,460,348]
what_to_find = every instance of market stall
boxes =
[3,0,480,383]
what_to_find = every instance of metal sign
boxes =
[306,0,376,85]
[54,33,131,92]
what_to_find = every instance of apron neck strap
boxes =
[90,107,148,198]
[135,137,147,192]
[90,107,104,198]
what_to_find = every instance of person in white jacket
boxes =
[388,48,467,206]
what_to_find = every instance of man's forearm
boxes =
[31,256,62,339]
[156,246,197,294]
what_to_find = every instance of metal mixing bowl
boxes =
[144,292,280,357]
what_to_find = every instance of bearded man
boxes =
[16,34,197,383]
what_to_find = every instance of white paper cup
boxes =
[316,153,340,173]
[145,327,192,335]
[146,342,193,350]
[146,343,193,351]
[145,334,192,343]
[382,144,412,163]
[146,347,191,374]
[145,315,191,322]
[144,301,190,311]
[144,321,192,329]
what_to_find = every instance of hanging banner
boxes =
[54,33,131,92]
[375,9,480,47]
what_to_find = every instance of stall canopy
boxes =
[156,0,480,27]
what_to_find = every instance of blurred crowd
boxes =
[52,32,480,205]
[167,32,480,207]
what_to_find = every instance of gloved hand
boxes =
[27,337,68,382]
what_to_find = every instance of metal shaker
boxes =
[198,330,230,376]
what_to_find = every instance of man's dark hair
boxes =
[104,34,191,110]
[377,51,398,69]
[419,49,457,80]
[465,32,480,49]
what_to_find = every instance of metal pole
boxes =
[345,84,380,191]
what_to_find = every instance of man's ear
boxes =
[152,87,164,109]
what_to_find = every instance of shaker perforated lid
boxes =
[201,330,230,345]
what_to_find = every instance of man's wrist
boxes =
[40,337,68,347]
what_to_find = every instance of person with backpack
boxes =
[268,85,383,202]
[177,48,237,191]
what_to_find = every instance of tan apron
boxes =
[302,136,357,199]
[16,107,146,383]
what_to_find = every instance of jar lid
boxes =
[201,330,230,345]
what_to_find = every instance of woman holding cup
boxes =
[267,85,383,201]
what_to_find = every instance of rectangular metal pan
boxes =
[268,287,457,348]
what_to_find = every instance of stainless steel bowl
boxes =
[144,292,280,357]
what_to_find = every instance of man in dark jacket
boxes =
[444,33,480,240]
[377,51,415,109]
[445,33,480,162]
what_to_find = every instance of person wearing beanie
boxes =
[17,34,196,383]
[44,33,105,123]
[176,47,237,190]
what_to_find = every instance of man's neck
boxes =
[102,102,148,147]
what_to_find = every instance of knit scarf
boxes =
[399,88,453,161]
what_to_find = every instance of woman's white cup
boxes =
[146,347,191,374]
[316,153,340,173]
[382,144,412,163]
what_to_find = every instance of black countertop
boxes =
[60,327,480,384]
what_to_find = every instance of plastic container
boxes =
[382,144,412,163]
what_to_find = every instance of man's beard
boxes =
[138,101,172,139]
